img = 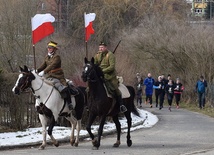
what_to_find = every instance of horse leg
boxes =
[124,111,132,147]
[66,115,78,146]
[86,113,97,147]
[48,116,59,147]
[112,115,121,147]
[74,119,82,147]
[94,116,106,150]
[38,114,48,150]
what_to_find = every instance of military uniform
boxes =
[37,54,66,86]
[37,41,73,110]
[94,42,127,112]
[94,50,120,96]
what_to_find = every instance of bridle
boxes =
[32,78,44,92]
[19,71,46,92]
[83,63,98,83]
[16,71,54,105]
[16,72,34,92]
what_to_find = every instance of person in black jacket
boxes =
[174,78,184,109]
[166,74,174,85]
[165,80,175,111]
[154,76,165,110]
[135,73,144,108]
[161,74,168,105]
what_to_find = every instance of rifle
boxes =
[113,40,121,54]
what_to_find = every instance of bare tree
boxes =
[0,0,38,72]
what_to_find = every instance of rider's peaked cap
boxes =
[99,41,107,46]
[47,41,58,49]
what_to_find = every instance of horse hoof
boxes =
[113,143,120,147]
[127,140,132,147]
[92,146,99,150]
[70,140,75,146]
[74,143,78,147]
[54,141,59,147]
[38,145,45,150]
[92,139,98,146]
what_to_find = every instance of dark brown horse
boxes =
[81,57,140,150]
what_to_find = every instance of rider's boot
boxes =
[116,94,127,113]
[61,87,73,110]
[69,85,79,95]
[67,80,79,95]
[66,89,73,110]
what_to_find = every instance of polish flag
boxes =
[84,13,96,42]
[31,13,55,44]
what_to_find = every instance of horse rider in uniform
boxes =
[37,41,77,110]
[94,42,127,113]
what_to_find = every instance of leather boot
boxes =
[116,95,127,113]
[68,85,79,96]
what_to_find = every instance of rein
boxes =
[30,75,54,105]
[41,86,54,105]
[88,71,97,83]
[33,78,44,92]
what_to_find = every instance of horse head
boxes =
[12,65,35,95]
[82,57,104,83]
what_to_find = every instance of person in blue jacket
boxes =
[196,76,207,109]
[143,73,155,108]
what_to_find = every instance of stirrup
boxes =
[68,103,73,110]
[68,85,79,96]
[70,88,79,96]
[120,105,127,113]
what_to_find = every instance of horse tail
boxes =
[77,86,88,107]
[126,85,141,117]
[73,86,87,120]
[131,103,141,117]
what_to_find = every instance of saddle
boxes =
[104,76,130,98]
[43,77,79,96]
[67,80,79,96]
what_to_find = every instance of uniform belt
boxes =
[49,68,62,73]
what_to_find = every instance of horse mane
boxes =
[94,64,104,81]
[32,70,54,86]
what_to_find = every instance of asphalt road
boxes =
[2,104,214,155]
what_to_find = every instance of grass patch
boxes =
[180,102,214,118]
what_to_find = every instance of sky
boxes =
[0,108,158,147]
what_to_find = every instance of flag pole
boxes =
[84,12,88,59]
[33,44,36,70]
[85,41,88,59]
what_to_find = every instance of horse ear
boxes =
[24,65,28,72]
[84,57,88,64]
[91,57,95,64]
[19,66,23,72]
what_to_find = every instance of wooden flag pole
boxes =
[33,44,36,70]
[85,41,88,59]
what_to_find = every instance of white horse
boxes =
[12,65,86,150]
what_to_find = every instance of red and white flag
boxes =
[84,13,96,42]
[31,13,55,44]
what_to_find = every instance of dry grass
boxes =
[180,102,214,118]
